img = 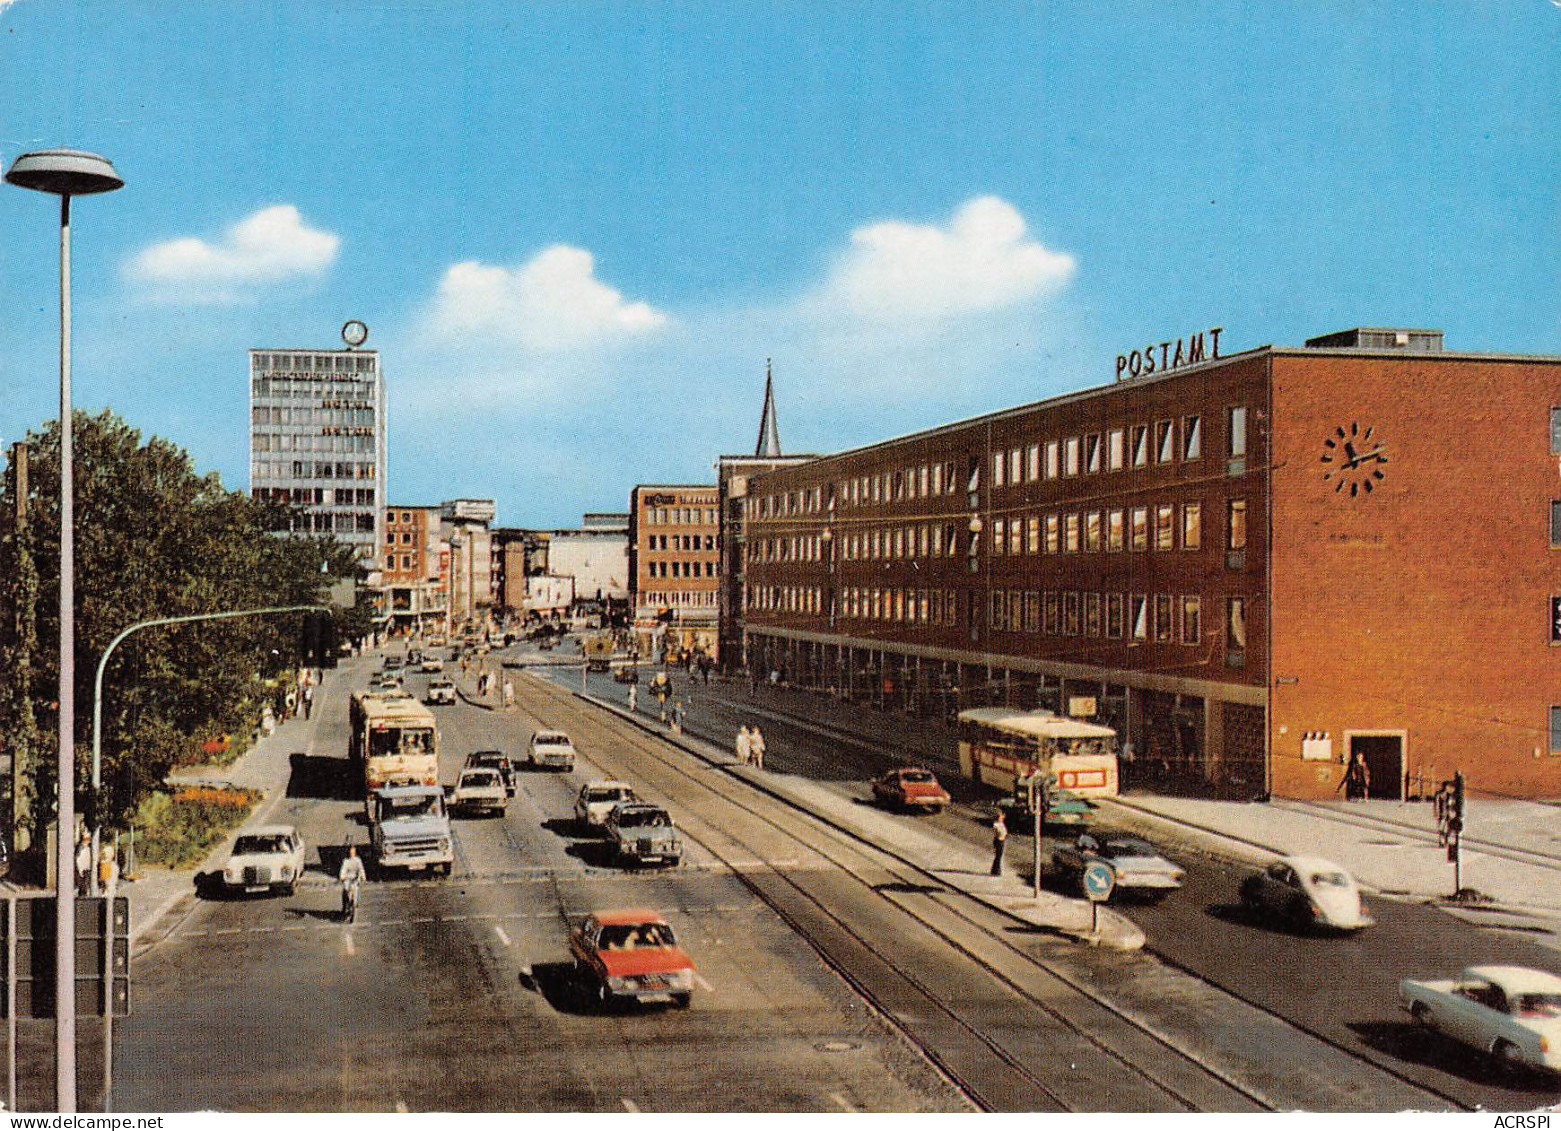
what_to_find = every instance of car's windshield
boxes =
[1515,993,1561,1017]
[234,835,288,855]
[588,788,630,803]
[461,770,500,787]
[1101,840,1155,859]
[901,770,934,783]
[536,734,569,746]
[377,794,441,820]
[1308,871,1350,888]
[597,923,675,949]
[617,808,668,828]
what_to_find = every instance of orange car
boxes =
[872,767,952,813]
[570,909,696,1008]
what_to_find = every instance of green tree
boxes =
[4,410,366,837]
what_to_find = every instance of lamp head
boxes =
[5,149,123,196]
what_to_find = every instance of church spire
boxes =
[755,358,781,458]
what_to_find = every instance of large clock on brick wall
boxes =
[1321,422,1388,497]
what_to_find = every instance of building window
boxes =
[1183,502,1203,551]
[1553,596,1561,645]
[1064,437,1080,476]
[1025,591,1040,632]
[1228,498,1248,568]
[1086,433,1102,474]
[1106,592,1124,639]
[1182,596,1202,644]
[1154,594,1174,643]
[992,452,1005,489]
[1026,444,1041,481]
[1551,500,1561,548]
[1010,448,1022,485]
[992,518,1006,556]
[1130,595,1148,641]
[1085,511,1102,553]
[1551,706,1561,754]
[1063,591,1081,636]
[1044,591,1060,635]
[1155,504,1175,551]
[1008,519,1022,556]
[1131,424,1149,468]
[1085,592,1102,637]
[1045,514,1060,554]
[1130,507,1149,552]
[1026,515,1040,554]
[1156,420,1175,463]
[1065,513,1080,553]
[1183,416,1202,461]
[1229,407,1248,457]
[1228,597,1247,667]
[1107,428,1124,471]
[1552,409,1561,455]
[1045,440,1060,479]
[1107,509,1125,552]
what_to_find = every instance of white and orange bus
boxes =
[349,692,440,799]
[956,707,1119,799]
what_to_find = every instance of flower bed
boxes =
[134,785,262,869]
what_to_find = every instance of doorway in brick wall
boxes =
[1347,732,1405,800]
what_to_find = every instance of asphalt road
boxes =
[550,656,1561,1111]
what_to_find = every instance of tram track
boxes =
[515,673,1445,1113]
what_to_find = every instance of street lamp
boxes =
[5,147,123,1115]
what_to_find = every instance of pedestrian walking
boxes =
[302,684,315,720]
[1343,753,1371,801]
[671,701,684,733]
[284,687,298,721]
[749,726,766,770]
[503,678,514,708]
[736,726,751,765]
[627,683,638,713]
[990,810,1008,876]
[75,829,93,896]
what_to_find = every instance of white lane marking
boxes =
[829,1093,857,1113]
[394,1101,408,1113]
[693,973,714,992]
[621,1098,640,1113]
[344,931,356,956]
[494,925,512,947]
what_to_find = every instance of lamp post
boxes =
[5,148,122,1114]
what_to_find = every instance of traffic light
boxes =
[1451,771,1465,833]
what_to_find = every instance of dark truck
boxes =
[584,632,615,673]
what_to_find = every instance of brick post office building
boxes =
[628,485,721,660]
[740,328,1561,801]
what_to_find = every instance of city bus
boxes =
[956,707,1120,800]
[349,691,440,798]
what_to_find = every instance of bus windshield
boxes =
[369,727,435,759]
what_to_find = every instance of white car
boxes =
[426,678,456,705]
[222,825,306,895]
[1401,965,1561,1074]
[449,767,508,817]
[1050,833,1184,900]
[1239,855,1374,931]
[420,656,445,673]
[528,729,576,771]
[575,780,638,830]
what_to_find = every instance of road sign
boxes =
[1081,860,1115,903]
[4,894,129,1018]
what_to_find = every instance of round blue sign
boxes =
[1082,860,1116,902]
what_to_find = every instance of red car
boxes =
[872,767,951,813]
[570,909,696,1008]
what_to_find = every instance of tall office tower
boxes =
[248,331,386,562]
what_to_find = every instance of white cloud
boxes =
[125,205,338,302]
[813,195,1074,323]
[424,245,667,352]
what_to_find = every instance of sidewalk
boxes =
[578,688,1144,951]
[123,656,362,944]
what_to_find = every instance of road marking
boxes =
[494,925,512,947]
[344,932,356,956]
[215,928,241,936]
[380,918,404,926]
[621,1098,640,1113]
[394,1101,408,1113]
[829,1093,857,1113]
[693,973,714,992]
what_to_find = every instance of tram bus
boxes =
[956,707,1120,799]
[349,691,440,796]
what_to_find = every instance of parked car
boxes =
[871,767,951,813]
[569,909,696,1008]
[221,825,306,895]
[1401,965,1561,1075]
[1239,855,1374,932]
[528,729,577,771]
[997,787,1098,833]
[575,780,638,830]
[613,666,640,684]
[383,654,403,670]
[420,655,444,673]
[426,678,457,705]
[605,802,683,866]
[449,767,508,817]
[466,750,516,795]
[1050,833,1184,900]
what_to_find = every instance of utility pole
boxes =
[3,442,40,877]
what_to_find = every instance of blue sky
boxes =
[1,2,1556,526]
